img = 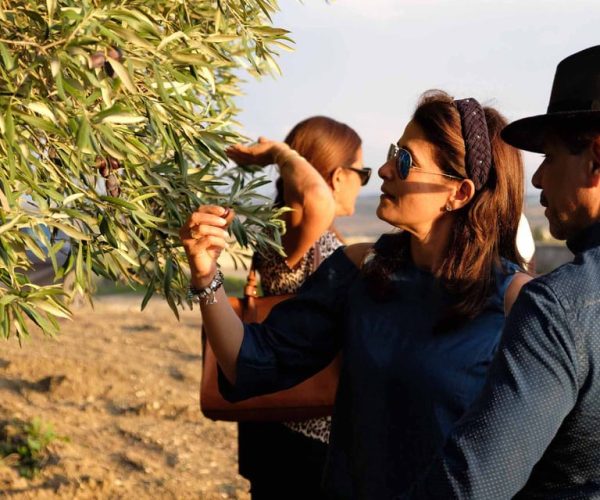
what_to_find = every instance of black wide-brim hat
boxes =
[501,45,600,153]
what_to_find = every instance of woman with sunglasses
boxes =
[224,116,368,500]
[181,91,531,498]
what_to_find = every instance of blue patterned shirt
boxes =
[403,222,600,499]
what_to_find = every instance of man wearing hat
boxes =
[402,45,600,498]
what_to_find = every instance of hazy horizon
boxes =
[234,0,598,198]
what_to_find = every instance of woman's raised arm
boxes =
[179,205,243,383]
[227,137,336,267]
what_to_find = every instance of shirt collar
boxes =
[566,221,600,254]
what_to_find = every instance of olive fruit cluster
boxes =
[95,156,121,197]
[89,47,123,77]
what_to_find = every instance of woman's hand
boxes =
[179,205,235,288]
[226,136,288,167]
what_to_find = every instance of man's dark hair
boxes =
[551,120,600,154]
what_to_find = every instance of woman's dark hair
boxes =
[274,116,362,206]
[365,90,525,328]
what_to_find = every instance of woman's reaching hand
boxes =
[226,136,289,167]
[179,205,235,288]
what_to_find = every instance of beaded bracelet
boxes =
[187,269,224,305]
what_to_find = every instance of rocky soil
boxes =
[0,295,249,499]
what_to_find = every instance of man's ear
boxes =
[591,135,600,169]
[588,136,600,186]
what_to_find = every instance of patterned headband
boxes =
[454,98,493,190]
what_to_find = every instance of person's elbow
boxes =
[302,183,335,221]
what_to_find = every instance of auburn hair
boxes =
[274,116,362,206]
[365,90,525,328]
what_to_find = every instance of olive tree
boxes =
[0,0,292,338]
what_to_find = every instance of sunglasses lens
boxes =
[397,149,411,179]
[361,169,371,186]
[387,144,397,162]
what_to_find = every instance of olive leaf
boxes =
[0,0,293,339]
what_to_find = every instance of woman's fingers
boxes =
[226,149,256,166]
[226,144,253,159]
[181,207,223,240]
[189,224,229,240]
[226,140,276,167]
[195,204,229,217]
[180,206,236,242]
[181,230,228,256]
[229,143,249,153]
[179,206,233,284]
[187,212,226,228]
[190,234,228,251]
[225,146,245,160]
[223,208,235,226]
[186,206,227,225]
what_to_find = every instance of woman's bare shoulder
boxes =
[504,271,534,316]
[344,243,374,268]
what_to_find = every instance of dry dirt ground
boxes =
[0,295,250,499]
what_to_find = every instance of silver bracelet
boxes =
[187,270,224,305]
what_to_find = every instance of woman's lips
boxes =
[380,188,394,199]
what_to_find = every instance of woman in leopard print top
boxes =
[226,116,369,500]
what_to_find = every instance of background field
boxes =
[335,195,572,274]
[0,297,249,499]
[336,194,548,241]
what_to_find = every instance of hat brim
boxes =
[501,110,600,153]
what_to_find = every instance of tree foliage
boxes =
[0,0,292,339]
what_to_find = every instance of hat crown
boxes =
[501,45,600,154]
[548,45,600,113]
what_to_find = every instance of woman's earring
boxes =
[445,203,452,212]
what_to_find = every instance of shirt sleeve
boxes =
[403,279,580,499]
[218,247,359,402]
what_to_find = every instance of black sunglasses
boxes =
[387,144,462,181]
[344,166,372,186]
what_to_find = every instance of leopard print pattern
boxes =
[254,230,343,444]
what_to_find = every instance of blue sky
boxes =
[234,0,599,198]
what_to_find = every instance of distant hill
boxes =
[335,195,394,241]
[523,194,549,237]
[335,194,548,242]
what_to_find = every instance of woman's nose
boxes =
[378,160,394,180]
